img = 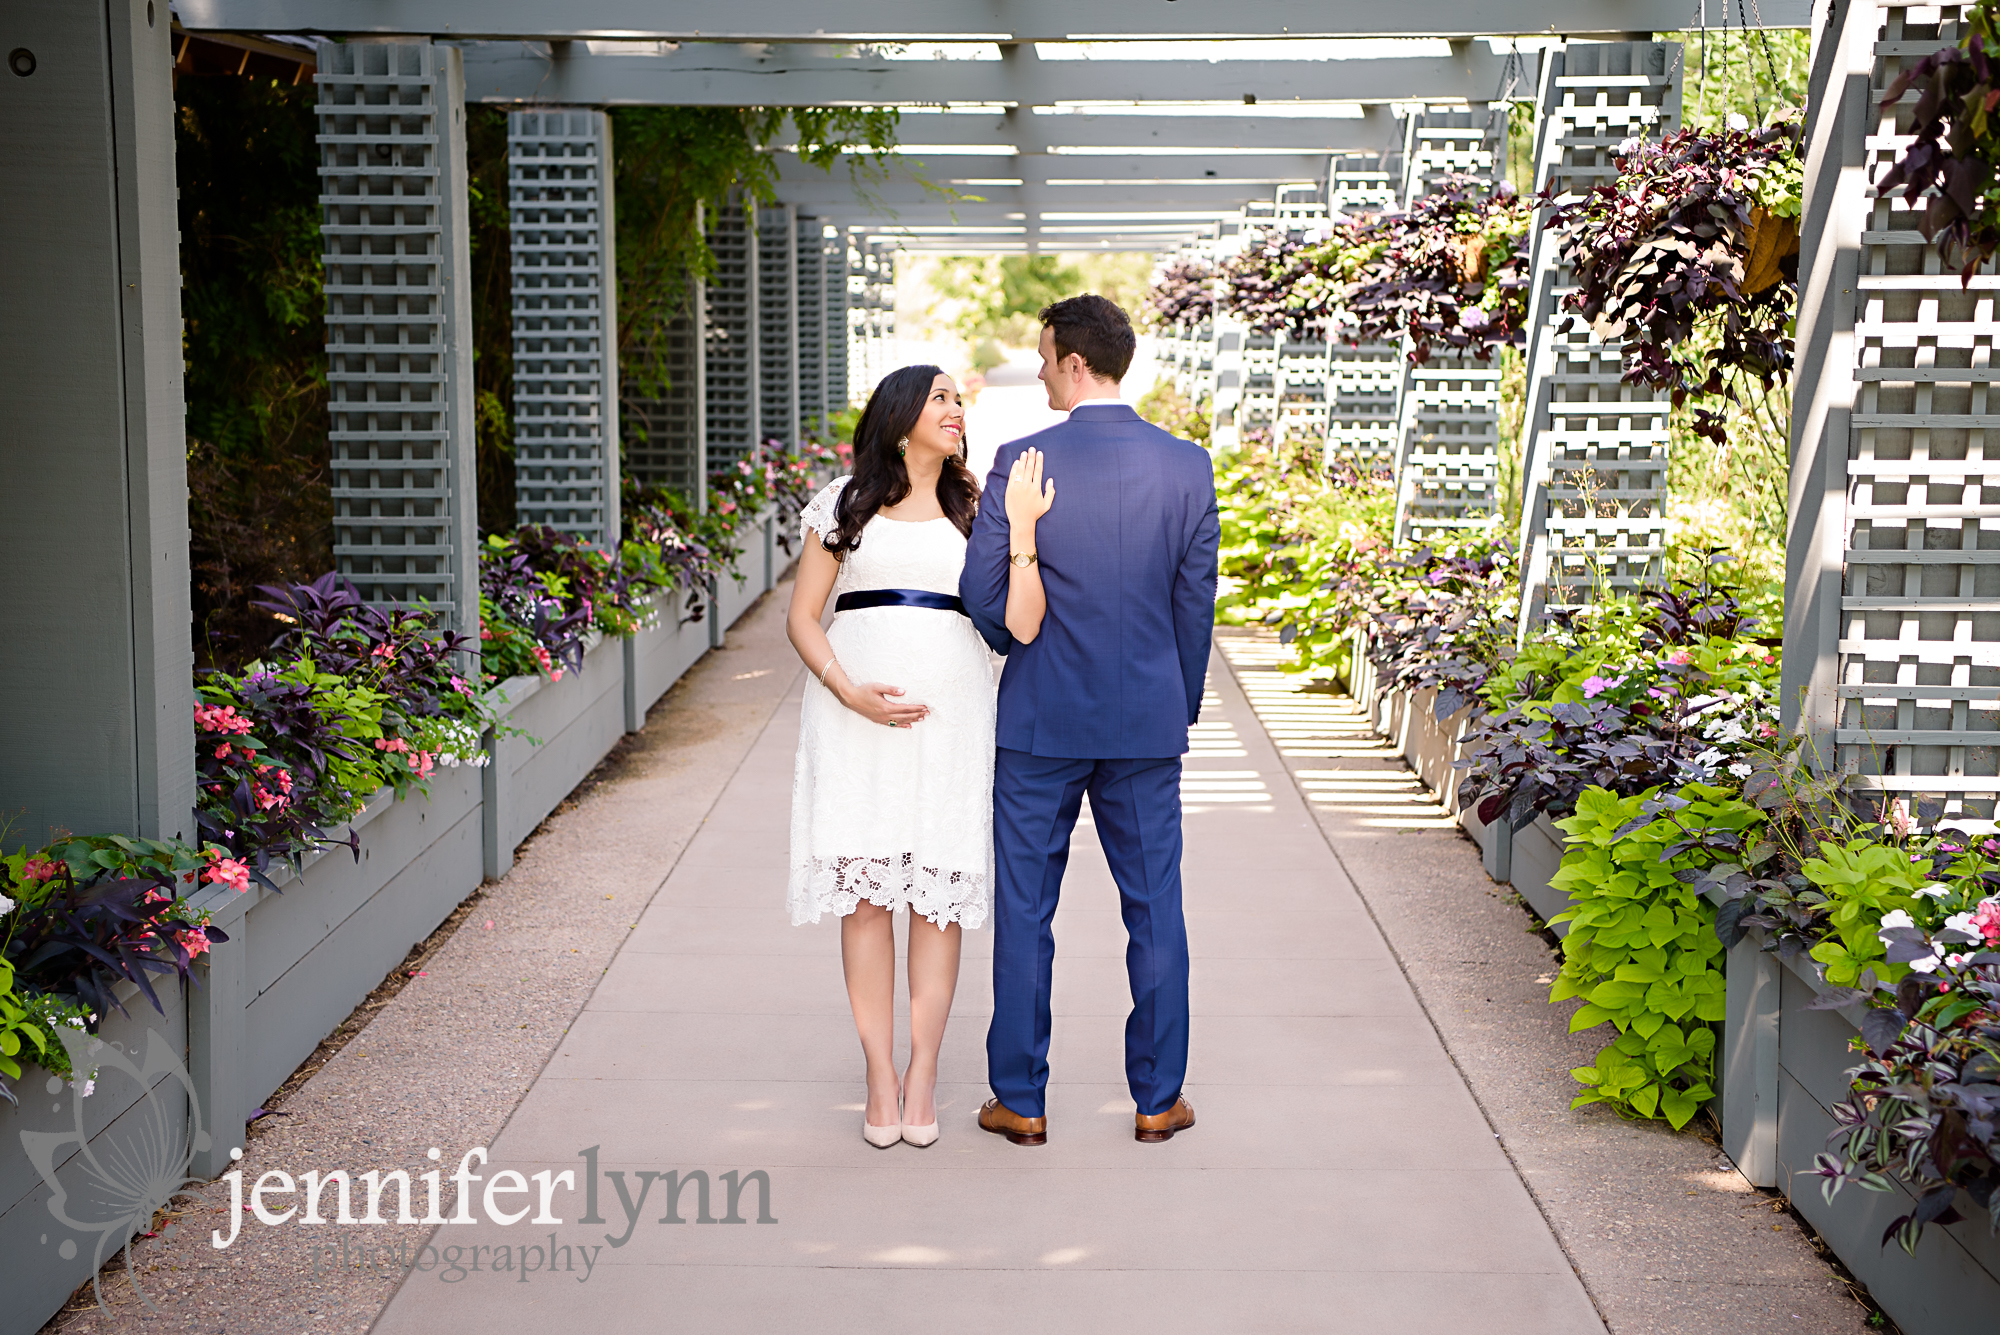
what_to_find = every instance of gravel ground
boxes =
[42,586,808,1335]
[1215,632,1884,1335]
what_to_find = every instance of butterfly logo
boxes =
[20,1025,212,1313]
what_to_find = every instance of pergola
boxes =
[0,0,1810,940]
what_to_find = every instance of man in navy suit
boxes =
[960,295,1219,1146]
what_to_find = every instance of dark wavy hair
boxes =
[823,364,979,555]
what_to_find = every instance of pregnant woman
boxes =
[786,364,1053,1149]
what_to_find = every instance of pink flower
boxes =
[372,642,396,661]
[1581,675,1627,699]
[409,752,436,779]
[193,704,254,735]
[449,674,472,697]
[202,857,251,894]
[374,737,410,754]
[1663,649,1692,667]
[144,887,171,904]
[214,743,235,761]
[1757,721,1778,739]
[253,784,288,811]
[21,856,60,882]
[1969,898,2000,945]
[176,927,212,958]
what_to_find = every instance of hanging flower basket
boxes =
[1312,175,1531,363]
[1538,123,1801,441]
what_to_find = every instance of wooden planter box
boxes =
[1368,680,1571,926]
[482,631,628,878]
[1720,934,2000,1331]
[1,504,798,1335]
[1373,670,2000,1326]
[0,985,189,1335]
[186,763,483,1178]
[623,582,710,732]
[708,510,778,649]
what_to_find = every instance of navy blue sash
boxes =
[835,588,968,617]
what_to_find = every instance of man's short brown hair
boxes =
[1038,294,1136,383]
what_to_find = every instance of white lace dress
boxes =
[788,477,997,928]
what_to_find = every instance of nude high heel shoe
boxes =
[901,1083,938,1147]
[863,1086,902,1149]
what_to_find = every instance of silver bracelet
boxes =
[817,654,838,687]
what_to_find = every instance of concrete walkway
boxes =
[372,641,1602,1331]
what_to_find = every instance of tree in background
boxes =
[927,253,1153,368]
[178,72,330,669]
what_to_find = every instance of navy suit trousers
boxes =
[987,747,1190,1119]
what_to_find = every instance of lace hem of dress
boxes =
[788,853,988,929]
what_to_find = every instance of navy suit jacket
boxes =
[961,401,1220,759]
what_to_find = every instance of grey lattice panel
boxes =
[704,201,758,474]
[1330,158,1398,214]
[822,230,850,418]
[1516,40,1682,626]
[1830,5,2000,830]
[795,216,827,438]
[1384,114,1506,540]
[508,108,616,543]
[1400,106,1502,204]
[847,235,896,404]
[318,39,474,624]
[1325,341,1403,471]
[1276,338,1330,444]
[1325,175,1403,472]
[757,204,799,449]
[621,280,704,495]
[1236,332,1279,436]
[1274,184,1328,228]
[1394,355,1503,545]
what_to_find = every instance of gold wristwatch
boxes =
[1010,552,1038,568]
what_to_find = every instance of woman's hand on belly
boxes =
[826,666,931,727]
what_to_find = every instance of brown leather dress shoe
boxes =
[1135,1096,1196,1143]
[978,1097,1047,1146]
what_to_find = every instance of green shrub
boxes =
[1549,783,1761,1128]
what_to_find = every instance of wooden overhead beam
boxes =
[450,40,1532,107]
[176,0,1811,40]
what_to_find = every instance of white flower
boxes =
[1728,762,1753,778]
[70,1078,94,1098]
[1694,748,1727,769]
[1914,883,1952,900]
[1878,909,1916,933]
[1710,719,1749,745]
[1944,910,1981,937]
[0,892,13,917]
[1728,112,1751,131]
[1908,955,1940,974]
[1947,953,1974,969]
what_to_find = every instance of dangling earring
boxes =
[897,436,908,458]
